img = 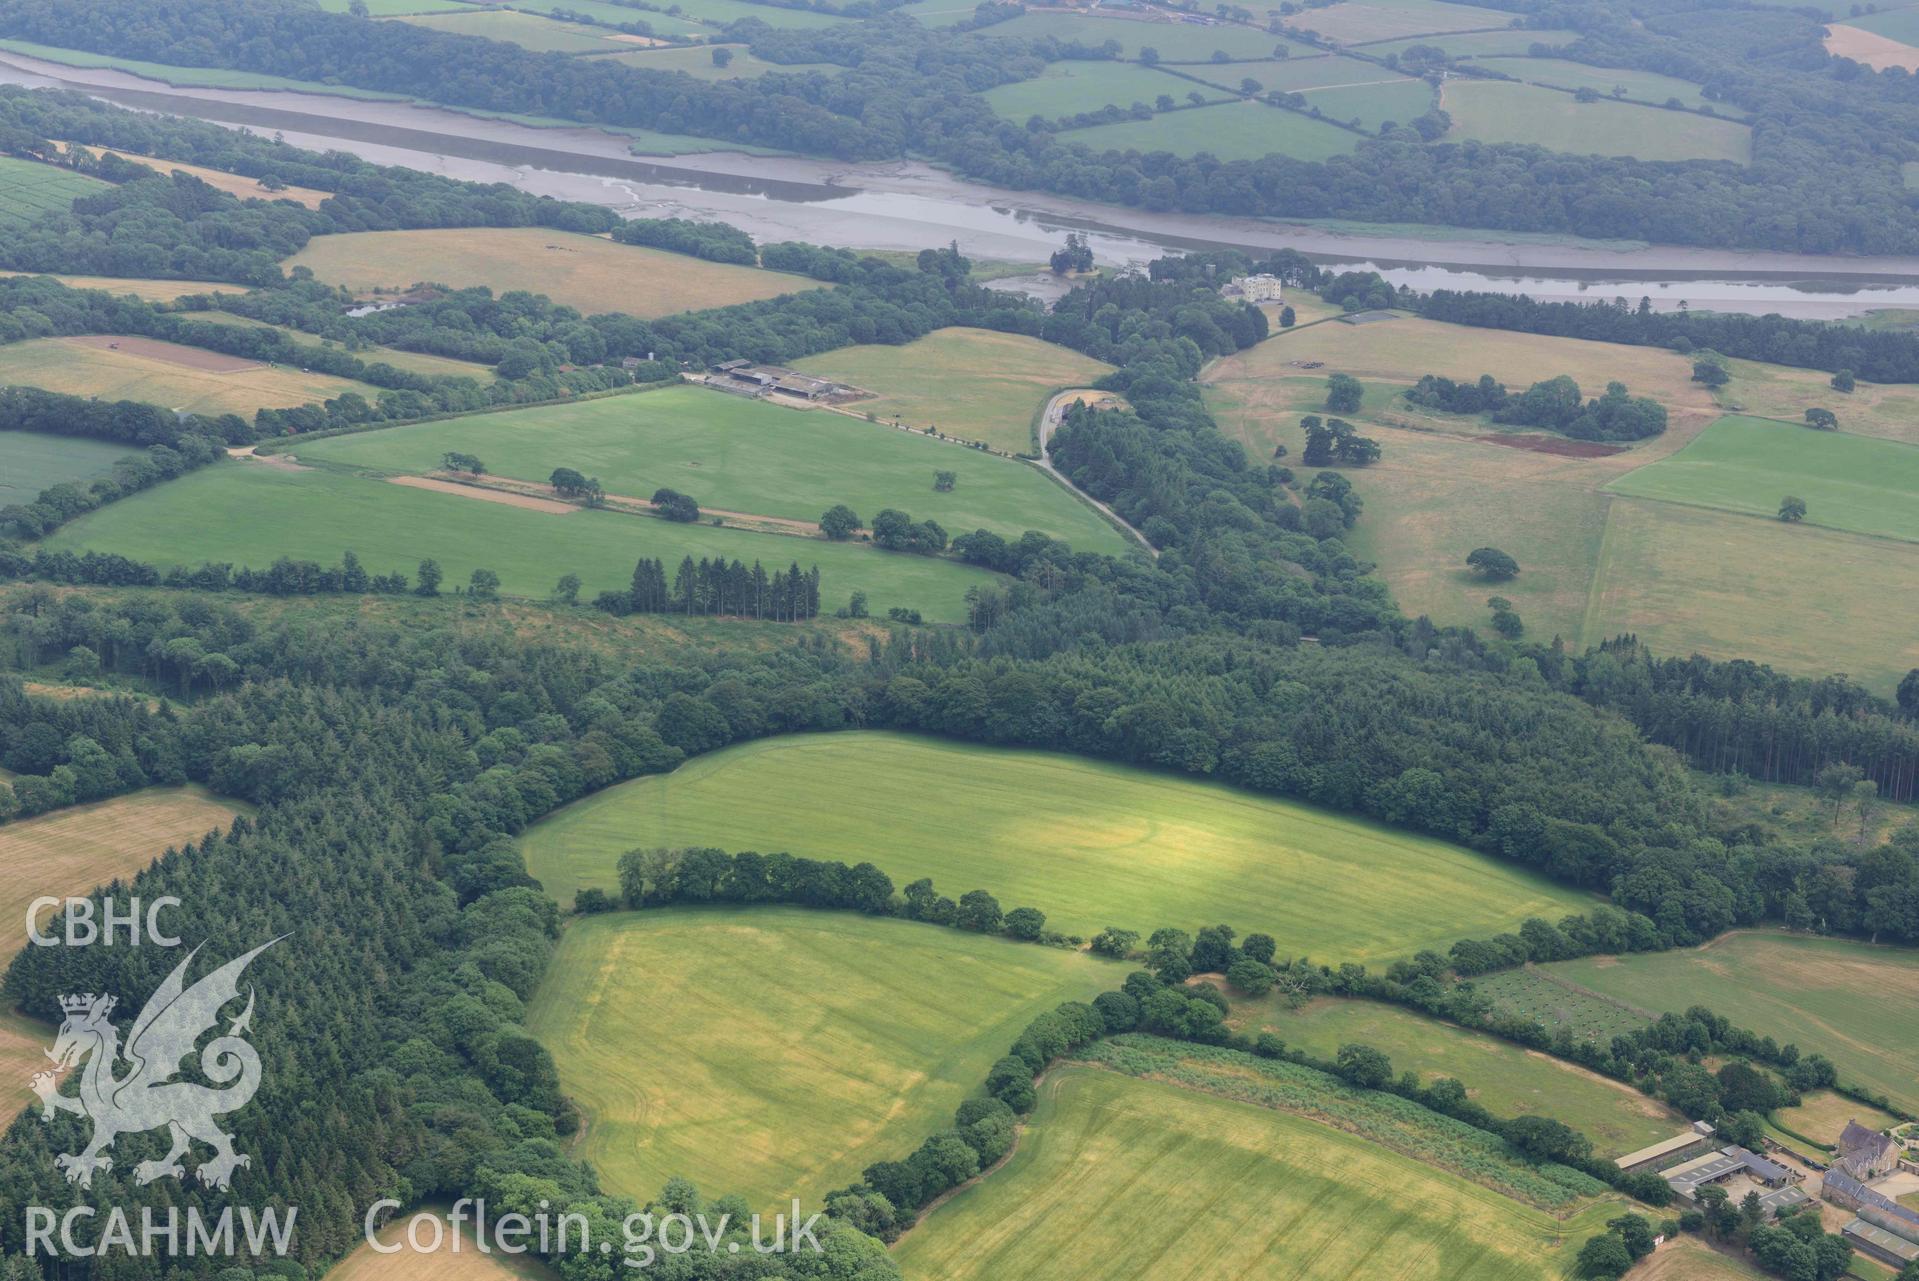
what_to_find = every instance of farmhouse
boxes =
[1616,1123,1717,1175]
[1838,1121,1903,1180]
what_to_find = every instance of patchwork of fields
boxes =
[46,462,997,622]
[794,327,1115,454]
[895,1064,1621,1281]
[282,228,822,318]
[290,382,1130,551]
[1542,932,1919,1112]
[983,61,1229,121]
[518,732,1596,962]
[977,11,1280,61]
[1294,0,1518,44]
[526,908,1118,1206]
[0,335,382,415]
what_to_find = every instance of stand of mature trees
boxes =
[595,555,821,620]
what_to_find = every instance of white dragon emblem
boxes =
[28,939,279,1191]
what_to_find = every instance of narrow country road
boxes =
[1036,391,1157,557]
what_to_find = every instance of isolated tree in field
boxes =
[1691,359,1729,387]
[466,568,500,600]
[1466,546,1519,580]
[1805,407,1838,430]
[843,590,869,619]
[1003,907,1046,940]
[819,504,862,539]
[933,470,958,492]
[651,487,700,522]
[442,451,485,474]
[550,467,588,494]
[1778,495,1807,522]
[711,46,733,67]
[415,559,442,597]
[1140,46,1159,64]
[1831,368,1855,392]
[1326,372,1363,413]
[552,573,581,604]
[1279,304,1296,327]
[1187,91,1207,106]
[1240,77,1262,95]
[1156,93,1176,111]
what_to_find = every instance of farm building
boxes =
[1838,1121,1903,1180]
[1843,1214,1919,1270]
[1663,1146,1809,1218]
[1222,273,1284,303]
[706,361,861,402]
[1825,1169,1919,1229]
[1616,1124,1717,1175]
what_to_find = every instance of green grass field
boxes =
[1062,99,1362,161]
[1293,0,1519,45]
[1469,969,1652,1045]
[0,431,135,501]
[46,464,997,622]
[506,0,708,36]
[978,12,1280,61]
[794,327,1114,454]
[1605,415,1919,542]
[1188,52,1390,91]
[1362,27,1575,56]
[983,61,1223,121]
[284,228,818,319]
[588,44,834,79]
[895,1063,1619,1281]
[1241,998,1684,1156]
[1473,56,1721,111]
[518,732,1596,963]
[524,908,1118,1206]
[310,0,469,12]
[1442,81,1751,161]
[290,384,1129,551]
[396,8,636,51]
[1292,78,1435,129]
[1543,932,1919,1112]
[1715,357,1919,447]
[620,0,850,28]
[1582,498,1919,694]
[0,155,108,228]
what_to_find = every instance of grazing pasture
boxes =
[977,11,1279,61]
[1469,969,1651,1045]
[1291,77,1435,129]
[895,1063,1620,1281]
[0,335,381,415]
[588,44,834,78]
[395,8,634,52]
[1241,998,1684,1156]
[290,384,1130,551]
[1442,82,1751,162]
[1771,1091,1902,1149]
[983,61,1222,121]
[1582,498,1919,694]
[1543,932,1919,1112]
[47,464,994,622]
[282,228,821,318]
[1061,100,1362,161]
[518,732,1596,963]
[0,432,135,501]
[0,154,107,227]
[525,908,1116,1206]
[1291,0,1520,45]
[1713,357,1919,446]
[1472,57,1721,112]
[794,327,1115,454]
[1189,52,1396,91]
[1605,415,1919,543]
